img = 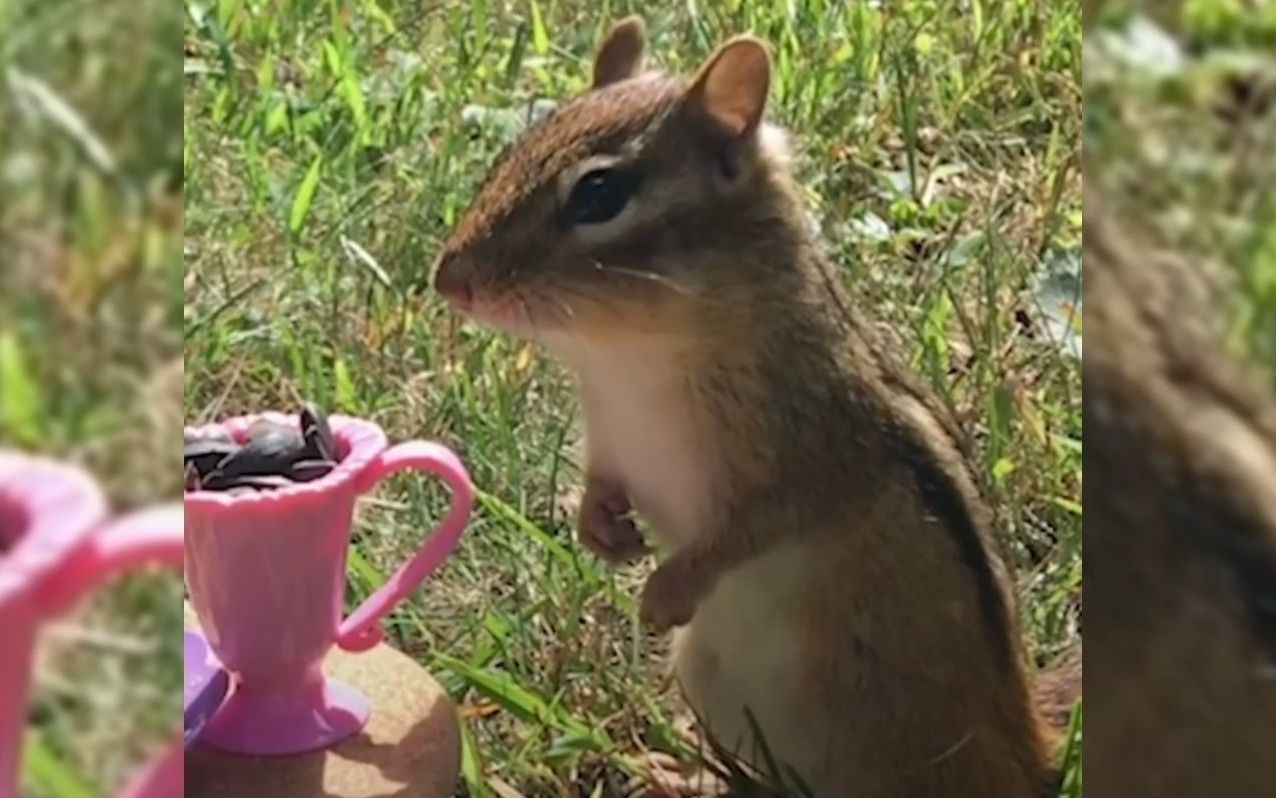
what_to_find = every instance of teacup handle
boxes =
[36,504,185,798]
[336,441,474,653]
[38,504,184,617]
[117,738,183,798]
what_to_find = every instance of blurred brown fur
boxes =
[1085,186,1276,797]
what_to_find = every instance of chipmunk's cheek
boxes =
[466,295,535,335]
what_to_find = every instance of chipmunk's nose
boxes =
[432,251,473,310]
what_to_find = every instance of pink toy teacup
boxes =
[0,452,184,798]
[183,413,474,756]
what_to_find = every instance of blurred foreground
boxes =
[1085,4,1276,797]
[0,0,183,795]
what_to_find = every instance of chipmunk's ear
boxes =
[686,36,771,139]
[592,16,647,89]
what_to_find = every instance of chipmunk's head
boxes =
[433,17,800,342]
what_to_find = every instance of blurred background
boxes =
[1084,3,1276,797]
[1086,1,1276,366]
[0,0,183,795]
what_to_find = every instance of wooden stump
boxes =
[184,605,460,798]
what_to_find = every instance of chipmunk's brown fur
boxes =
[1085,188,1276,798]
[435,18,1073,796]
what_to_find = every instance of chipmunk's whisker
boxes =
[514,293,539,333]
[532,286,577,323]
[551,279,620,313]
[591,260,693,295]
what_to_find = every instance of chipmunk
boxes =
[434,17,1074,797]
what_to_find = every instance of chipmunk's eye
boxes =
[564,168,636,226]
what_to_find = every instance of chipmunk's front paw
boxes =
[640,558,702,632]
[578,478,648,564]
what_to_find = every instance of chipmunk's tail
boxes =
[1033,641,1082,732]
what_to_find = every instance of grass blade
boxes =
[7,68,116,174]
[347,545,387,593]
[22,732,96,798]
[334,358,357,412]
[476,488,576,568]
[289,155,323,234]
[435,653,611,749]
[459,721,492,798]
[529,0,549,56]
[0,331,46,446]
[340,235,394,289]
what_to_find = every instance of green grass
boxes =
[0,0,183,795]
[183,0,1081,795]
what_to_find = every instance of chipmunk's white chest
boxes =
[546,335,713,550]
[672,543,808,750]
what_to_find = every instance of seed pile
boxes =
[185,403,337,493]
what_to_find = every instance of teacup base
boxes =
[202,674,370,755]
